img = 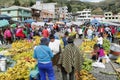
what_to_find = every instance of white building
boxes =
[91,15,105,21]
[104,12,120,22]
[66,12,73,22]
[75,9,91,22]
[55,6,68,20]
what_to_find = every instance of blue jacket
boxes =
[33,45,54,63]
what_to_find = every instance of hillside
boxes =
[0,0,120,15]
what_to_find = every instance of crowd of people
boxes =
[0,22,120,80]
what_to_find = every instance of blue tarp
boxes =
[0,20,9,28]
[0,14,11,20]
[91,19,100,27]
[24,19,36,23]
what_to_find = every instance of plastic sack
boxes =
[30,65,39,78]
[92,62,105,68]
[104,55,110,63]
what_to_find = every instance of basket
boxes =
[110,43,120,56]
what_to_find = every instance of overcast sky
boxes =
[80,0,104,2]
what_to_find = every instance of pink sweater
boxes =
[98,49,105,57]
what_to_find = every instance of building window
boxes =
[109,17,111,19]
[116,17,118,19]
[105,17,108,19]
[105,14,107,16]
[112,17,114,19]
[109,14,111,16]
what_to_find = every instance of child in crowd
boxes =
[97,46,105,62]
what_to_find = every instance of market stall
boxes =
[0,36,40,80]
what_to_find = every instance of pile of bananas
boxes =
[12,50,33,61]
[115,32,120,38]
[33,36,41,46]
[82,58,93,71]
[8,40,33,54]
[103,38,110,54]
[0,36,41,80]
[0,60,33,80]
[0,48,4,52]
[76,70,96,80]
[116,57,120,64]
[80,39,96,53]
[8,36,41,54]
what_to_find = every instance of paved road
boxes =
[54,35,119,80]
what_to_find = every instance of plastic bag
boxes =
[30,64,39,78]
[92,62,105,68]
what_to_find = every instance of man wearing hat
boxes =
[33,38,55,80]
[58,36,84,80]
[49,34,61,66]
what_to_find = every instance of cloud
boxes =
[80,0,104,2]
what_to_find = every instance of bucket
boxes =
[0,58,7,71]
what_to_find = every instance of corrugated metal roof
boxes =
[1,6,31,11]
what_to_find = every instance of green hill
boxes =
[0,0,120,15]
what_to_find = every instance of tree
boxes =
[30,1,35,6]
[45,0,56,3]
[67,3,72,12]
[13,0,20,6]
[92,7,103,15]
[72,8,78,13]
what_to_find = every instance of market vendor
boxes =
[91,44,99,60]
[49,34,61,66]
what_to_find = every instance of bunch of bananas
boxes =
[82,58,93,71]
[103,38,110,54]
[116,57,120,64]
[9,40,33,54]
[80,39,96,53]
[76,70,96,80]
[8,36,41,55]
[12,50,33,61]
[33,36,41,46]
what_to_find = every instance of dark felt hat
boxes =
[40,38,49,45]
[67,36,74,43]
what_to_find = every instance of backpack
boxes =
[5,30,12,38]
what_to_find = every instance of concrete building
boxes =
[66,12,73,22]
[75,9,91,22]
[0,6,31,21]
[31,0,56,21]
[104,12,120,22]
[55,6,69,22]
[91,15,105,21]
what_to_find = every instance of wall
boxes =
[1,10,18,17]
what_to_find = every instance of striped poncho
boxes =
[58,44,84,73]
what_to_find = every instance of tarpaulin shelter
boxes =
[56,21,65,25]
[91,19,100,27]
[0,20,9,28]
[0,14,11,20]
